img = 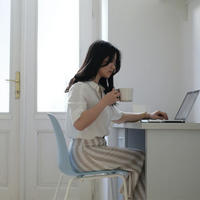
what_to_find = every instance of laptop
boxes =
[141,90,200,123]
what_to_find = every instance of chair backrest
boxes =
[47,113,78,176]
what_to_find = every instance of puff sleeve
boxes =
[111,105,124,120]
[67,82,87,124]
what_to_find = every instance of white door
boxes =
[1,0,94,199]
[22,0,93,200]
[0,0,21,199]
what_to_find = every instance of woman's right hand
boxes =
[102,88,120,105]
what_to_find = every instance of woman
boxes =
[65,40,168,200]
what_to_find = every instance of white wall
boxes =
[91,0,200,120]
[102,1,200,199]
[181,0,200,122]
[108,0,183,120]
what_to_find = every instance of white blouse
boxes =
[65,81,124,139]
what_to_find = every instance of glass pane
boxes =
[0,0,10,113]
[37,0,79,112]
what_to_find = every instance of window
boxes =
[0,0,10,112]
[37,0,79,112]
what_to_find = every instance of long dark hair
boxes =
[65,40,121,94]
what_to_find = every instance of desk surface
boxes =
[145,127,200,200]
[114,121,200,199]
[113,122,200,130]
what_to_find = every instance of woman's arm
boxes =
[74,88,120,131]
[74,100,107,131]
[112,110,168,124]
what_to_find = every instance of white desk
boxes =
[114,122,200,200]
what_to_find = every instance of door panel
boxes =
[0,0,94,199]
[0,0,21,199]
[23,0,92,199]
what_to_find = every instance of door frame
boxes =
[19,0,27,198]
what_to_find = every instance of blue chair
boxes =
[47,113,128,200]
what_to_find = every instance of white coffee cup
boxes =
[132,105,150,113]
[118,88,133,102]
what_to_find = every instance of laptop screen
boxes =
[175,90,200,121]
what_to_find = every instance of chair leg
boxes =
[53,173,64,200]
[108,177,114,200]
[64,177,77,200]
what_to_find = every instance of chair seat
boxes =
[60,166,128,177]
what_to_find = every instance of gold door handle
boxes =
[6,79,19,83]
[6,71,20,99]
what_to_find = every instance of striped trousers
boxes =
[68,137,145,200]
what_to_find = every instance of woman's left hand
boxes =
[149,110,168,120]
